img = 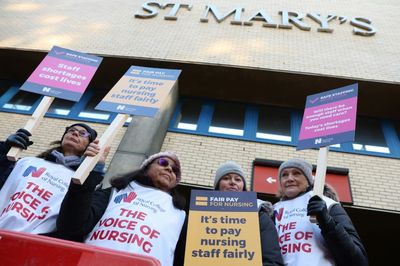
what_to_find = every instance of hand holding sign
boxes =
[5,129,33,150]
[72,113,128,185]
[297,84,358,222]
[7,96,55,161]
[7,46,102,161]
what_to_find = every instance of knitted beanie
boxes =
[214,161,247,191]
[140,151,181,182]
[278,158,314,185]
[62,123,98,143]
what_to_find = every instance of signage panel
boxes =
[297,84,358,150]
[96,66,181,117]
[20,46,102,101]
[184,190,262,266]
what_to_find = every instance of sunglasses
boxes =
[157,158,180,175]
[66,127,91,138]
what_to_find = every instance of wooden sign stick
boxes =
[310,146,329,223]
[7,96,55,161]
[72,113,129,185]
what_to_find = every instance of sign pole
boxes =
[310,146,329,223]
[72,113,129,185]
[7,96,55,161]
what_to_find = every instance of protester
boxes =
[0,124,106,236]
[274,158,368,266]
[57,151,187,266]
[214,161,284,266]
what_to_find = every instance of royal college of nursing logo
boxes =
[22,166,46,178]
[114,192,138,204]
[274,208,284,222]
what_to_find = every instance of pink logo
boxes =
[309,97,319,104]
[274,208,284,221]
[22,166,46,178]
[114,192,137,203]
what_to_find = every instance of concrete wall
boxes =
[0,0,399,84]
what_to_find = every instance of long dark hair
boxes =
[110,167,186,210]
[37,140,63,159]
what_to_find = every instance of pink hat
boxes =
[140,151,181,182]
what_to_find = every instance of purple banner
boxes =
[297,84,358,150]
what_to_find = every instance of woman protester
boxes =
[214,161,284,266]
[57,151,186,266]
[0,123,106,236]
[274,158,368,266]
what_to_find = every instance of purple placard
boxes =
[297,84,358,150]
[19,46,102,102]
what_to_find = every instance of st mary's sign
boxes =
[134,2,376,36]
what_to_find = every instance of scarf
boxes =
[50,150,82,168]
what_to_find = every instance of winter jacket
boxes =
[0,142,15,189]
[259,208,285,266]
[323,203,368,266]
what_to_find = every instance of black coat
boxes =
[259,210,285,266]
[0,142,15,189]
[323,204,369,266]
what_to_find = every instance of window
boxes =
[209,102,245,136]
[47,98,74,116]
[394,120,400,140]
[353,117,389,154]
[0,80,122,126]
[174,99,202,130]
[78,91,111,121]
[257,106,291,142]
[169,98,400,159]
[2,91,39,111]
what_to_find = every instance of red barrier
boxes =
[0,229,160,266]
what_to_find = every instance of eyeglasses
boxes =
[157,158,180,175]
[66,127,91,138]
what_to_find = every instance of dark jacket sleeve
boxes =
[56,171,111,242]
[321,204,369,266]
[259,211,285,266]
[0,141,15,189]
[173,214,188,266]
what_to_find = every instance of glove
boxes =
[307,195,335,232]
[5,129,33,151]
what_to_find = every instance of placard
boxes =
[184,190,262,266]
[20,46,102,101]
[297,83,358,150]
[96,66,181,117]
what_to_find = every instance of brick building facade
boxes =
[1,0,399,264]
